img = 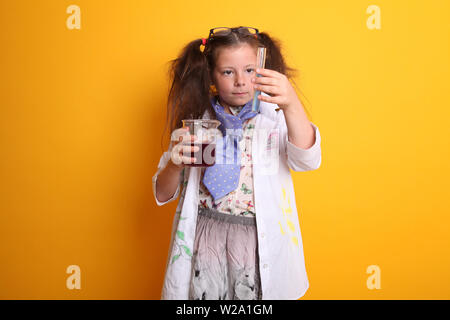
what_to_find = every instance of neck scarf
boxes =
[202,96,258,201]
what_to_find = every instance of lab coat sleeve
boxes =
[152,142,183,206]
[286,122,322,171]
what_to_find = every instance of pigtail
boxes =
[258,32,311,119]
[161,39,215,151]
[258,32,297,79]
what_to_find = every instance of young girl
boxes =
[153,26,322,300]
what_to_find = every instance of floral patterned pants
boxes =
[188,206,262,300]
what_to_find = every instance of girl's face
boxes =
[212,43,257,108]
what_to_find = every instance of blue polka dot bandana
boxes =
[202,96,258,201]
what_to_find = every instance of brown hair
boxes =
[161,27,308,151]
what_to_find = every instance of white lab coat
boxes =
[152,96,322,300]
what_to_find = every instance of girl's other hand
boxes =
[170,127,199,168]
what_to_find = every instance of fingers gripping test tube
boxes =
[252,47,267,113]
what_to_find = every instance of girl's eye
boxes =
[247,68,255,73]
[223,70,232,75]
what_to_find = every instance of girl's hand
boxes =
[170,127,199,168]
[252,68,302,112]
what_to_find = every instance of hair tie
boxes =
[201,38,207,46]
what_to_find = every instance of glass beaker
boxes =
[181,119,221,167]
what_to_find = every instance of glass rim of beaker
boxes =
[181,119,221,127]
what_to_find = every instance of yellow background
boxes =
[1,0,449,299]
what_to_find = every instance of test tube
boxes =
[251,47,267,113]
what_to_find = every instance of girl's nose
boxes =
[234,73,246,86]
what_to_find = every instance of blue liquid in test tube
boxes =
[252,47,267,113]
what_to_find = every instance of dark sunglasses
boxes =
[207,26,259,42]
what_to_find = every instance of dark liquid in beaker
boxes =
[187,142,216,167]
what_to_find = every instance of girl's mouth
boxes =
[233,92,247,95]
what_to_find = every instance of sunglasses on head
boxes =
[207,26,259,42]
